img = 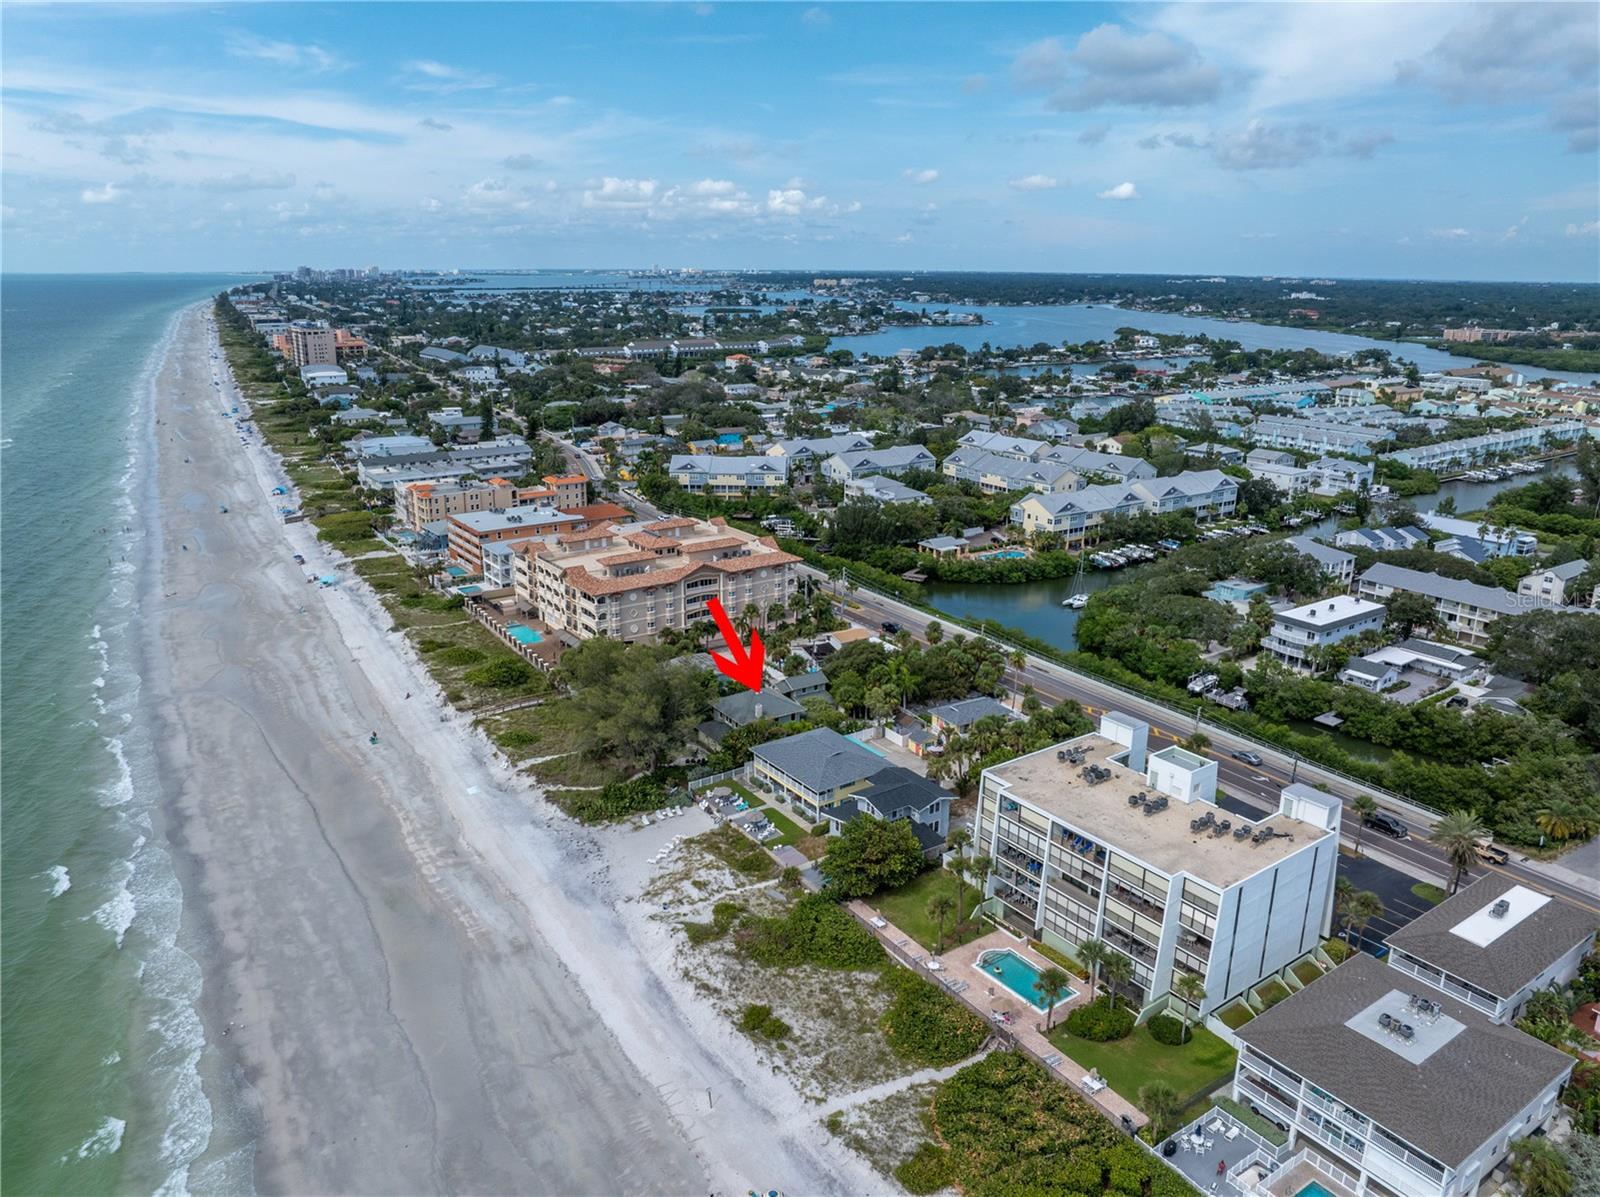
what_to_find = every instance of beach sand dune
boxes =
[146,306,882,1196]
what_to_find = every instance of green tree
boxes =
[927,892,956,953]
[965,855,991,919]
[925,619,944,644]
[1139,1081,1183,1141]
[1346,890,1385,950]
[818,816,926,899]
[1384,590,1439,638]
[1172,972,1207,1044]
[560,638,716,772]
[1351,794,1378,855]
[1078,938,1110,1005]
[1431,809,1488,894]
[1100,948,1134,1010]
[1037,966,1073,1030]
[1511,1137,1574,1197]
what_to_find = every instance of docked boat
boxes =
[1062,557,1090,608]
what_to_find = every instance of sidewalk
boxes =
[848,900,1148,1131]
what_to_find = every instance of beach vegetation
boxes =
[893,1143,954,1195]
[699,823,781,882]
[817,817,926,899]
[434,645,488,667]
[878,969,987,1067]
[737,1003,792,1041]
[559,638,716,772]
[733,894,884,970]
[684,900,745,946]
[462,657,536,688]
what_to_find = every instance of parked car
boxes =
[880,620,901,635]
[1231,749,1263,766]
[1363,810,1408,840]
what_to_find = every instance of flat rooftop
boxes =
[986,734,1324,887]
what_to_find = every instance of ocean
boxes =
[1,275,255,1195]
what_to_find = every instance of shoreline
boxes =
[148,301,885,1193]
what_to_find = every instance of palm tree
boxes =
[1172,972,1207,1044]
[945,828,971,917]
[1038,966,1073,1030]
[766,601,786,630]
[1334,876,1356,941]
[787,589,808,620]
[1078,939,1110,1005]
[925,619,943,644]
[1008,648,1027,709]
[1536,803,1596,843]
[740,601,761,637]
[1431,809,1487,894]
[1347,890,1385,950]
[966,856,992,920]
[1138,1081,1182,1141]
[1510,1137,1574,1197]
[885,656,914,712]
[1100,949,1134,1010]
[1351,794,1377,855]
[926,893,956,954]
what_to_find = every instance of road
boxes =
[832,578,1600,916]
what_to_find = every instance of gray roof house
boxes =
[927,696,1015,734]
[770,672,830,703]
[1356,562,1570,647]
[1384,872,1597,1024]
[750,727,890,822]
[1286,535,1357,587]
[714,690,805,728]
[1233,953,1575,1195]
[820,444,936,483]
[826,766,952,854]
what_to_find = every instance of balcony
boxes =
[1236,1075,1299,1128]
[1241,1051,1304,1094]
[1106,880,1165,919]
[1102,925,1157,963]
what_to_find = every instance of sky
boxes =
[2,2,1597,281]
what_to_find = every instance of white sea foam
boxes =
[103,1051,122,1067]
[70,1116,126,1160]
[98,735,134,808]
[43,865,71,898]
[89,880,137,949]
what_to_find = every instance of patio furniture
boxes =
[1081,1075,1109,1094]
[1224,1125,1241,1141]
[869,916,887,928]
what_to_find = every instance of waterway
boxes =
[835,302,1599,386]
[921,460,1578,658]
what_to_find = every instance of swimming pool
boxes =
[981,549,1028,559]
[976,949,1074,1011]
[505,623,544,646]
[1294,1183,1334,1197]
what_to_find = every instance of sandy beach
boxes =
[144,303,887,1195]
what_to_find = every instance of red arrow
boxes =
[705,596,764,693]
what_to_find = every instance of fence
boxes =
[688,766,749,792]
[830,566,1447,826]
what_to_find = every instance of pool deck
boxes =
[848,903,1147,1131]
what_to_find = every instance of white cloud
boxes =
[402,59,497,93]
[767,185,828,216]
[1097,181,1140,201]
[903,168,939,184]
[1015,24,1221,111]
[200,170,296,191]
[690,178,739,196]
[1429,227,1471,240]
[81,182,121,204]
[583,177,658,208]
[1008,174,1059,191]
[1566,221,1599,238]
[225,33,346,73]
[801,7,831,28]
[893,233,914,244]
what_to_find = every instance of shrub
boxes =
[1147,1014,1186,1046]
[416,637,451,653]
[894,1144,954,1195]
[434,645,487,667]
[495,729,537,749]
[880,969,988,1066]
[810,822,830,837]
[463,657,536,688]
[683,900,745,946]
[736,1003,791,1041]
[561,777,668,824]
[1323,938,1353,964]
[1065,998,1134,1042]
[733,894,884,970]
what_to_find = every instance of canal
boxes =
[922,460,1576,656]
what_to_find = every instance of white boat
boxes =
[1064,592,1089,609]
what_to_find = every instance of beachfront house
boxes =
[750,727,889,824]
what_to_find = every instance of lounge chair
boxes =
[1224,1125,1240,1141]
[869,916,888,929]
[1081,1076,1109,1094]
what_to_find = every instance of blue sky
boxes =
[2,2,1596,279]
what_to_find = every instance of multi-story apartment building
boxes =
[942,450,1083,494]
[1250,416,1385,456]
[1517,558,1591,606]
[1285,535,1356,589]
[1384,873,1596,1025]
[1008,471,1238,543]
[1417,513,1537,557]
[1356,563,1560,648]
[1263,595,1387,671]
[514,516,800,643]
[394,473,587,532]
[446,506,584,574]
[820,444,936,483]
[973,712,1341,1018]
[1231,953,1576,1197]
[287,319,337,367]
[668,455,789,496]
[1382,420,1587,470]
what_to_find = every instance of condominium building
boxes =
[1285,536,1356,589]
[1231,953,1575,1197]
[974,712,1341,1017]
[1356,563,1559,647]
[446,506,584,574]
[1517,558,1591,606]
[514,516,800,643]
[1008,471,1239,543]
[1417,513,1537,558]
[1384,872,1596,1025]
[667,454,789,496]
[1382,421,1586,471]
[287,319,337,367]
[941,449,1083,494]
[1263,595,1387,671]
[1250,416,1385,456]
[819,444,936,483]
[394,475,585,532]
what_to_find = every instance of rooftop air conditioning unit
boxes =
[1489,898,1511,919]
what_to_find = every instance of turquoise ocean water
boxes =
[2,275,253,1195]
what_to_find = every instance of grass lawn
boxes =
[1291,959,1325,987]
[1046,1021,1237,1107]
[873,868,986,954]
[1253,979,1291,1008]
[1411,882,1449,906]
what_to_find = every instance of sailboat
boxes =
[1061,556,1090,609]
